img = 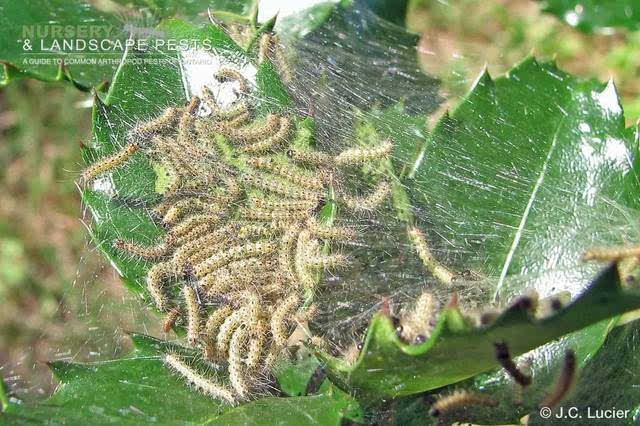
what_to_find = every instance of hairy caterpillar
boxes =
[583,244,640,261]
[147,261,176,312]
[339,180,391,211]
[215,68,251,95]
[81,143,139,183]
[204,306,233,361]
[398,291,438,344]
[112,238,171,259]
[240,207,310,222]
[228,325,250,397]
[538,350,576,409]
[270,295,300,347]
[246,157,324,190]
[183,285,202,346]
[163,307,182,333]
[334,140,393,167]
[217,114,281,143]
[193,240,278,278]
[242,117,293,153]
[200,86,250,121]
[279,226,300,281]
[429,390,498,417]
[408,225,457,285]
[249,197,316,212]
[240,171,322,201]
[494,341,532,387]
[246,319,268,370]
[130,107,182,141]
[165,353,236,404]
[288,148,331,166]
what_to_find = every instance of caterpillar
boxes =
[199,88,249,121]
[538,350,576,409]
[183,285,202,346]
[334,140,393,167]
[279,226,300,281]
[204,306,233,361]
[408,225,457,285]
[242,117,293,153]
[130,107,182,141]
[162,198,226,226]
[429,390,498,417]
[165,353,236,404]
[398,291,438,344]
[216,114,281,143]
[163,307,182,333]
[193,240,278,278]
[494,341,532,387]
[270,294,300,347]
[583,244,640,261]
[215,68,251,95]
[294,230,317,290]
[339,180,391,212]
[246,157,324,190]
[240,171,322,201]
[287,148,331,166]
[177,96,201,148]
[228,325,250,398]
[147,261,176,312]
[240,207,310,222]
[112,238,171,259]
[81,143,139,183]
[246,319,268,370]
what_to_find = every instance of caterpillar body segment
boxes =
[270,295,300,347]
[246,157,324,190]
[130,107,182,141]
[81,143,140,183]
[215,68,251,95]
[240,171,322,201]
[429,390,498,417]
[242,117,293,153]
[112,238,171,259]
[147,261,177,312]
[165,353,236,404]
[334,140,393,167]
[193,240,278,278]
[408,225,457,285]
[339,180,391,211]
[228,325,250,397]
[183,285,202,346]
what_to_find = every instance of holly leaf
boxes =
[541,0,640,33]
[0,334,362,425]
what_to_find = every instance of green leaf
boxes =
[0,334,362,425]
[318,264,640,400]
[409,58,639,301]
[0,0,127,90]
[542,0,640,33]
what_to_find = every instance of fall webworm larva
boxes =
[228,325,250,398]
[130,107,182,141]
[246,319,268,371]
[200,87,249,120]
[334,140,393,167]
[193,240,278,278]
[162,198,226,225]
[398,291,438,344]
[204,306,233,361]
[494,341,532,387]
[288,148,331,166]
[270,294,300,347]
[242,117,293,153]
[408,225,456,285]
[279,226,300,281]
[147,261,176,312]
[165,353,236,404]
[240,171,322,201]
[340,180,391,211]
[112,238,171,259]
[583,244,640,261]
[169,214,221,238]
[246,157,324,190]
[429,390,498,417]
[177,96,201,147]
[240,207,310,222]
[294,230,316,290]
[216,307,252,357]
[538,349,576,409]
[216,114,280,143]
[81,143,139,183]
[258,33,272,64]
[215,68,251,95]
[250,197,317,212]
[183,285,202,346]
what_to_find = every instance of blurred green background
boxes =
[2,0,639,400]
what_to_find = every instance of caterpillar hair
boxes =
[583,244,640,262]
[147,261,177,311]
[130,107,181,141]
[112,238,171,259]
[340,180,391,211]
[429,390,498,418]
[246,157,324,190]
[399,291,438,344]
[204,306,233,361]
[279,226,301,281]
[228,325,250,398]
[81,143,139,183]
[270,294,300,347]
[334,140,393,167]
[183,285,202,346]
[287,148,331,166]
[215,68,251,95]
[242,117,293,154]
[494,341,532,387]
[538,350,576,409]
[193,240,278,278]
[246,319,268,370]
[163,308,182,333]
[408,225,457,285]
[240,171,322,201]
[165,353,236,404]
